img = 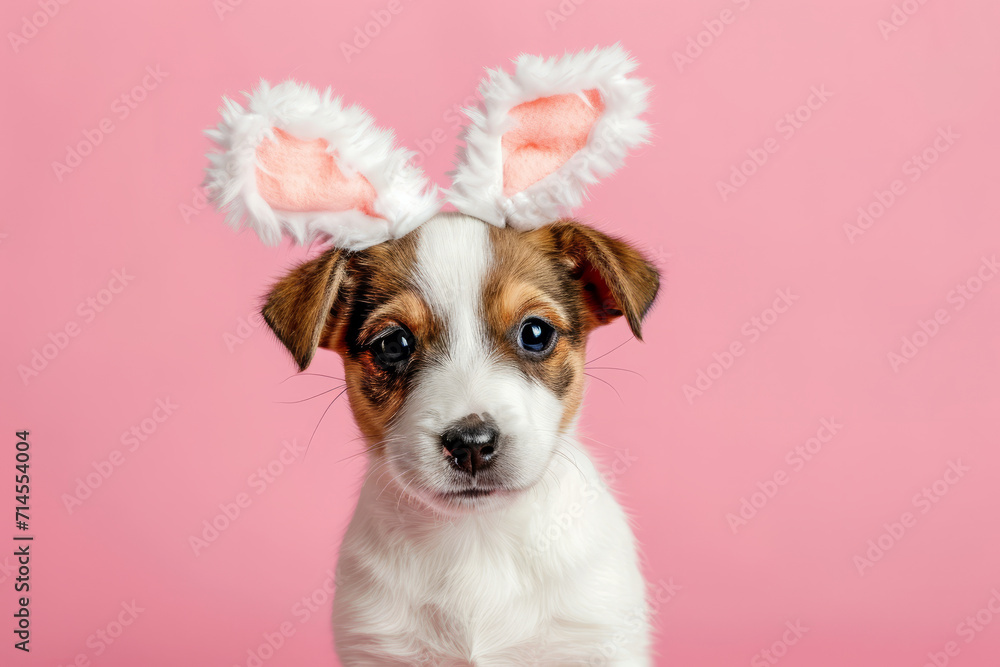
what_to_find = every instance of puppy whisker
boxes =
[281,372,346,383]
[360,458,395,489]
[337,436,389,464]
[277,384,346,404]
[576,433,617,451]
[333,433,413,466]
[395,475,416,512]
[304,386,349,459]
[375,466,410,504]
[364,451,410,491]
[585,338,633,366]
[552,443,588,485]
[534,426,619,453]
[584,372,623,403]
[585,366,645,380]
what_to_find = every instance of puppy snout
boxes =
[440,415,499,475]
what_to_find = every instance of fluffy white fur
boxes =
[204,80,440,250]
[332,215,651,666]
[336,438,649,666]
[445,44,651,230]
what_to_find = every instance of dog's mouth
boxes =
[440,487,497,499]
[433,483,525,506]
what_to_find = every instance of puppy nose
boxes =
[440,415,499,475]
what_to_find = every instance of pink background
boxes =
[3,0,999,665]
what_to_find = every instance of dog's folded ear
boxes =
[261,249,351,371]
[546,221,659,340]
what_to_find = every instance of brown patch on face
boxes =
[483,220,661,431]
[331,233,442,446]
[262,232,439,447]
[485,225,588,431]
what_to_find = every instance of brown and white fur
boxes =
[205,45,661,665]
[261,212,659,665]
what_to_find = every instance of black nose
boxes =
[440,415,499,475]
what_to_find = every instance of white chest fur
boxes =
[333,439,651,666]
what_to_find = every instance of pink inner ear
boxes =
[501,89,605,198]
[255,128,380,217]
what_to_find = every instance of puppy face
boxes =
[262,213,659,513]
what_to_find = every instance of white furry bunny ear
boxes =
[446,44,651,230]
[205,80,439,250]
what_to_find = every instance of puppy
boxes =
[262,212,658,665]
[205,45,659,665]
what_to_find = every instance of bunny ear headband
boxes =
[204,44,650,250]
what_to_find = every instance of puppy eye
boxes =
[371,327,415,369]
[518,318,556,355]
